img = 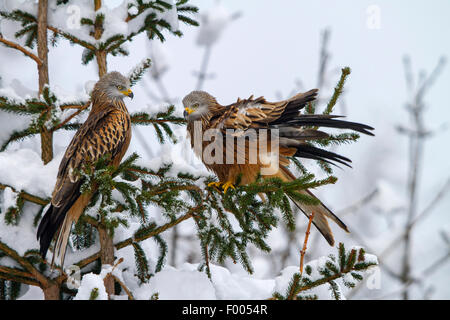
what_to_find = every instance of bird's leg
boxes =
[222,181,236,193]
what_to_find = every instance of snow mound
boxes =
[0,148,61,198]
[73,273,108,300]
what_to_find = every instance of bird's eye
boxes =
[117,85,124,90]
[193,103,199,108]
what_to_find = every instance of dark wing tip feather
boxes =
[286,116,375,136]
[295,144,352,168]
[271,89,320,124]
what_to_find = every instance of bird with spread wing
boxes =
[183,89,374,246]
[37,71,134,267]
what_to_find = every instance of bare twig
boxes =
[317,28,330,89]
[337,188,379,217]
[299,212,314,275]
[195,45,212,90]
[399,56,445,299]
[111,274,134,300]
[347,178,450,299]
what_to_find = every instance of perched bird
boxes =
[183,89,374,246]
[37,71,133,267]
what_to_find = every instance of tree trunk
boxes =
[86,0,114,298]
[93,0,107,78]
[95,51,107,78]
[37,0,53,164]
[42,282,60,300]
[98,225,115,298]
[94,0,102,11]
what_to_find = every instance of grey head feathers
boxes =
[182,90,218,120]
[93,71,133,100]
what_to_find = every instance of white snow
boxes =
[0,148,61,198]
[208,263,274,299]
[49,83,90,107]
[0,86,27,104]
[1,186,18,212]
[66,255,370,300]
[73,272,108,300]
[138,265,216,299]
[135,142,210,180]
[0,201,41,257]
[2,0,179,48]
[18,285,45,300]
[128,6,138,16]
[0,110,30,151]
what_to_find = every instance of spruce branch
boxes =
[50,101,90,132]
[323,67,351,115]
[0,126,41,152]
[128,58,152,87]
[0,240,54,290]
[56,209,197,279]
[0,266,40,287]
[272,243,377,300]
[131,106,185,143]
[47,25,96,51]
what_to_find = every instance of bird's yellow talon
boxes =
[222,181,235,193]
[207,181,222,188]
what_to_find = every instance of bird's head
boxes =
[182,91,218,121]
[94,71,134,100]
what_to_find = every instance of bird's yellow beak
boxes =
[121,88,134,99]
[184,107,194,115]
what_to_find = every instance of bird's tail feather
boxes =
[288,190,349,246]
[51,214,74,268]
[37,204,69,260]
[37,203,74,268]
[278,167,349,246]
[37,187,82,267]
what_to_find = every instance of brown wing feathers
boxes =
[270,89,318,123]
